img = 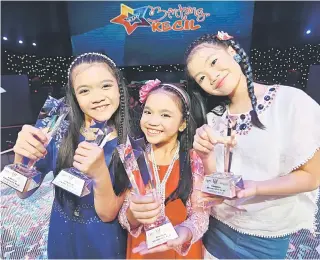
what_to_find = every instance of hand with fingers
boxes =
[129,193,162,225]
[236,180,258,199]
[191,164,225,210]
[13,125,49,163]
[192,124,237,209]
[132,225,193,255]
[193,124,237,160]
[72,141,108,180]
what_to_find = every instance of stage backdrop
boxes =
[67,1,254,66]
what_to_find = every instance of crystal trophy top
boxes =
[201,117,244,198]
[0,96,70,192]
[117,136,178,249]
[52,120,114,197]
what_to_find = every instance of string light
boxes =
[250,44,320,87]
[3,43,320,88]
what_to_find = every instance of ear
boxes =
[227,46,237,56]
[179,120,187,132]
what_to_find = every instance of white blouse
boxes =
[206,85,320,237]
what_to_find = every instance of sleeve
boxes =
[280,89,320,175]
[118,190,144,237]
[36,140,55,175]
[174,150,210,256]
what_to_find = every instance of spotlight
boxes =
[306,29,311,35]
[3,36,8,41]
[19,40,23,44]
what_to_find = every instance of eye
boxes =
[199,76,205,84]
[211,58,217,66]
[79,89,89,95]
[161,113,171,118]
[143,110,151,115]
[102,84,112,89]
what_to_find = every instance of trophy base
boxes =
[145,215,178,249]
[0,163,42,192]
[202,172,244,198]
[52,168,92,197]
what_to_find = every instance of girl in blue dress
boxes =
[12,52,131,259]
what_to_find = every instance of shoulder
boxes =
[276,85,312,103]
[273,85,319,114]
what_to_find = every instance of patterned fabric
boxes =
[1,121,127,259]
[206,85,320,237]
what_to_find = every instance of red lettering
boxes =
[172,20,183,31]
[151,22,162,32]
[162,21,171,32]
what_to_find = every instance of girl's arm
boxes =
[93,167,126,222]
[239,150,320,198]
[13,125,53,199]
[118,191,144,237]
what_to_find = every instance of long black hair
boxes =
[141,83,204,205]
[54,52,130,207]
[185,33,265,129]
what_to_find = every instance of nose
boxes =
[147,115,161,127]
[91,89,106,104]
[208,71,220,86]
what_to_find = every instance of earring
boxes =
[233,54,241,63]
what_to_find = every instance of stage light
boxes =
[18,40,23,44]
[32,42,36,46]
[3,36,8,41]
[306,29,311,35]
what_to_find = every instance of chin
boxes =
[90,113,113,123]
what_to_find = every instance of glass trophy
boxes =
[201,118,244,199]
[0,96,70,192]
[52,120,114,197]
[117,136,178,249]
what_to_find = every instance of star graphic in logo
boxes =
[110,4,151,35]
[125,13,142,26]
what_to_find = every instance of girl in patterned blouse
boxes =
[12,52,131,259]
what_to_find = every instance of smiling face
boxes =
[140,89,186,147]
[187,43,243,96]
[71,62,120,123]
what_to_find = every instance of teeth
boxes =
[148,129,161,134]
[95,105,106,111]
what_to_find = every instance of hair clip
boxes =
[233,54,242,63]
[217,31,234,41]
[139,79,162,103]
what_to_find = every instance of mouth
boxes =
[92,105,109,111]
[215,74,228,89]
[146,128,163,136]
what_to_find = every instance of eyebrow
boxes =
[75,79,114,91]
[144,106,173,114]
[193,54,215,79]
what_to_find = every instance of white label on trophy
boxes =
[146,222,178,249]
[52,170,85,197]
[202,175,233,198]
[0,167,28,192]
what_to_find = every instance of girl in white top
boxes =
[140,31,320,259]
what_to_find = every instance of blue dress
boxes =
[34,130,127,259]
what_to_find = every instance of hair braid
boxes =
[229,41,265,129]
[185,33,265,129]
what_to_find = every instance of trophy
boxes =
[201,118,244,198]
[52,120,114,197]
[0,96,70,192]
[117,136,178,249]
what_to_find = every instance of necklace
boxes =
[150,142,180,215]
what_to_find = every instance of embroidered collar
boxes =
[223,85,279,135]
